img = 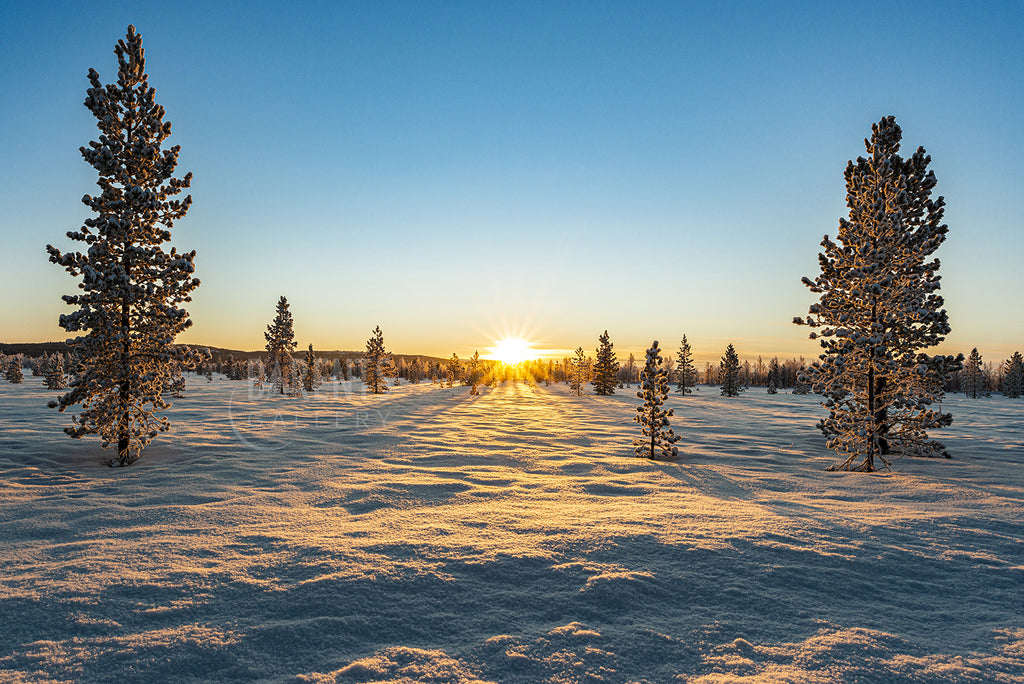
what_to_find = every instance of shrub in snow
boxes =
[1003,352,1023,399]
[592,331,619,396]
[676,335,696,395]
[364,326,394,395]
[719,344,743,397]
[45,26,205,466]
[796,116,962,472]
[264,296,298,395]
[634,341,680,460]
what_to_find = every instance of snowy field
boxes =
[1,375,1022,683]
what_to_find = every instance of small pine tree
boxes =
[364,326,393,394]
[1002,352,1023,398]
[634,341,680,460]
[303,343,321,392]
[719,343,743,397]
[963,348,986,398]
[592,330,619,395]
[45,354,69,390]
[446,353,461,387]
[45,26,204,466]
[265,296,298,395]
[6,357,25,384]
[676,335,696,394]
[570,347,587,396]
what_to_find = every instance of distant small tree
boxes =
[363,326,393,394]
[303,343,321,392]
[446,353,461,387]
[45,354,69,390]
[719,343,743,397]
[464,351,483,394]
[6,357,24,384]
[766,357,781,394]
[634,340,680,460]
[676,335,696,394]
[1002,352,1023,398]
[570,347,587,396]
[963,348,986,398]
[620,353,638,387]
[264,296,298,395]
[592,330,619,395]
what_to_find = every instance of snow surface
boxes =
[1,375,1022,682]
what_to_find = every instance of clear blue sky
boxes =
[1,0,1021,365]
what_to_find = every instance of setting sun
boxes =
[487,337,538,365]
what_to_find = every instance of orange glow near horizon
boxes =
[486,338,540,365]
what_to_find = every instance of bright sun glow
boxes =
[487,338,538,365]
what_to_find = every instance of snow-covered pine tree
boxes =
[570,347,587,396]
[795,116,963,471]
[44,354,69,390]
[446,353,461,387]
[1002,352,1023,398]
[6,357,25,384]
[592,330,619,395]
[963,348,986,398]
[634,340,680,460]
[363,326,392,394]
[719,343,743,397]
[46,26,204,466]
[303,343,321,392]
[264,296,298,395]
[676,335,696,394]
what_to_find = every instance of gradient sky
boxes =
[2,0,1022,366]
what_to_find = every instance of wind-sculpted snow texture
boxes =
[1,376,1023,682]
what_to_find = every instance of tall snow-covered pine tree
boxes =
[795,116,962,471]
[46,26,204,466]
